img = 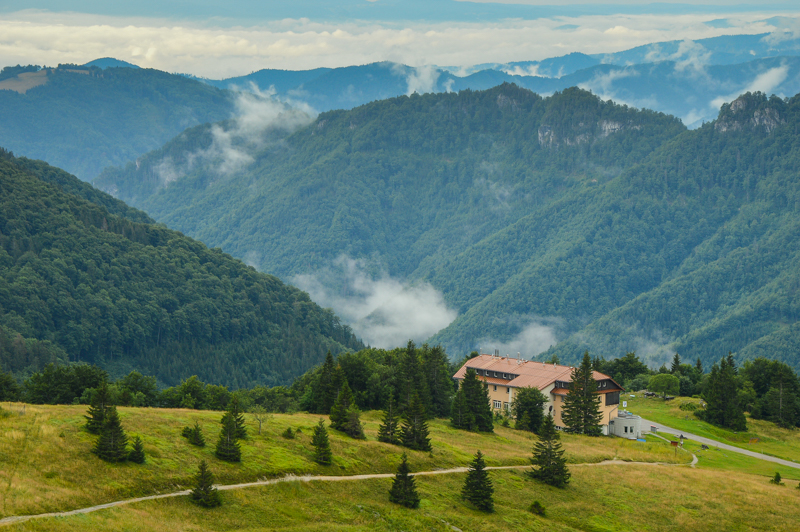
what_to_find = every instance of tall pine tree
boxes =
[227,396,248,440]
[378,396,401,445]
[453,368,493,432]
[421,344,454,418]
[450,385,475,430]
[329,378,355,432]
[699,354,746,431]
[215,412,242,462]
[85,381,112,435]
[190,460,222,508]
[562,352,603,436]
[461,450,494,512]
[312,418,332,465]
[388,452,420,509]
[311,351,339,414]
[529,414,570,488]
[92,406,129,462]
[400,393,432,452]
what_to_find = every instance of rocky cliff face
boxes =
[715,92,787,134]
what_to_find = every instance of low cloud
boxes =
[578,67,639,101]
[709,64,789,111]
[152,85,313,183]
[393,64,441,95]
[293,256,458,348]
[476,318,561,360]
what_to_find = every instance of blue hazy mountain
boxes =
[83,57,140,69]
[197,32,800,126]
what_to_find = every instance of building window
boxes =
[606,391,620,406]
[493,400,502,409]
[624,426,628,433]
[493,385,497,391]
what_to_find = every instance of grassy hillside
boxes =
[1,404,798,530]
[0,66,233,180]
[0,151,360,387]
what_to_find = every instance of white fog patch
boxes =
[578,67,642,104]
[293,256,458,348]
[202,84,314,175]
[710,64,789,110]
[477,319,561,360]
[243,250,261,270]
[153,157,183,185]
[502,64,546,77]
[396,64,441,95]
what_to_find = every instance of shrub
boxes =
[529,501,546,516]
[282,427,295,439]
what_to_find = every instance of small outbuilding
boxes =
[609,411,642,439]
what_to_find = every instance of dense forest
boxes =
[96,84,800,372]
[0,148,361,387]
[0,65,233,179]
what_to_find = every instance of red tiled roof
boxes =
[551,388,569,396]
[452,354,624,392]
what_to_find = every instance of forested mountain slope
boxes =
[0,65,233,180]
[95,85,800,372]
[96,85,685,279]
[0,150,361,388]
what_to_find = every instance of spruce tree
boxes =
[455,368,493,432]
[313,351,339,414]
[227,396,248,440]
[562,352,603,436]
[190,460,222,508]
[128,435,146,464]
[215,412,242,462]
[700,354,746,431]
[461,450,494,512]
[93,406,129,462]
[671,353,682,374]
[388,452,420,509]
[400,393,432,452]
[529,414,570,488]
[378,396,401,445]
[450,386,474,430]
[329,378,355,432]
[511,387,547,433]
[421,344,455,418]
[343,405,366,439]
[85,381,112,434]
[182,421,206,447]
[312,418,332,465]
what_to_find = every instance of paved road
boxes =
[640,417,800,470]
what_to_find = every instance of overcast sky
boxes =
[1,1,799,78]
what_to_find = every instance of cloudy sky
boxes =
[1,1,799,78]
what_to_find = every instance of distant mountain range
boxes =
[95,83,800,373]
[0,31,797,183]
[0,64,233,180]
[191,32,800,127]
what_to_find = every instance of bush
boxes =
[678,400,699,411]
[282,427,295,439]
[770,472,784,485]
[529,501,546,516]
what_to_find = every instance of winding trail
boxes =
[0,458,696,526]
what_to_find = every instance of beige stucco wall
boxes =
[462,378,618,434]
